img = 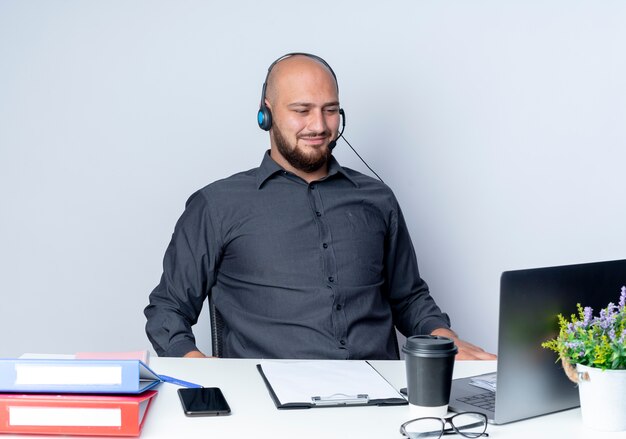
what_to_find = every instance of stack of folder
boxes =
[0,357,161,436]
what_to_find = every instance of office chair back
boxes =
[209,295,224,357]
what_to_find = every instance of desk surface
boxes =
[4,358,624,438]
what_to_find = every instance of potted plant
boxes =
[542,286,626,431]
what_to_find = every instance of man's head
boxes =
[259,53,341,178]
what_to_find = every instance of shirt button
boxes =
[340,340,346,345]
[316,211,322,217]
[328,276,334,283]
[336,304,342,311]
[310,185,316,190]
[322,243,328,249]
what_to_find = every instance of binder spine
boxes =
[0,359,160,394]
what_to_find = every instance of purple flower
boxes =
[582,306,593,326]
[597,305,617,330]
[619,286,626,309]
[565,341,582,350]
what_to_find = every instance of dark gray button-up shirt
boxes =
[144,151,450,359]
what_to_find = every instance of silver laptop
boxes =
[449,259,626,424]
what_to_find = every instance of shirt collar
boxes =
[256,150,359,189]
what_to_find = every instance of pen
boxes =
[159,374,203,388]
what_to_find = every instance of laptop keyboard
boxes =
[457,391,495,411]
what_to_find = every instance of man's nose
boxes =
[307,109,327,133]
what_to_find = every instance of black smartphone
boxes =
[177,387,231,416]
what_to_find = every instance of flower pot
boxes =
[576,364,626,431]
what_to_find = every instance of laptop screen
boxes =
[493,259,626,424]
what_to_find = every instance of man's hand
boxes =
[183,350,209,358]
[430,328,497,360]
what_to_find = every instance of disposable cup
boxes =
[402,335,457,417]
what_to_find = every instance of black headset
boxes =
[257,53,382,180]
[257,52,345,140]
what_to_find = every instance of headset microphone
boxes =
[328,109,345,151]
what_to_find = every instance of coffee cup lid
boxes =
[402,335,458,357]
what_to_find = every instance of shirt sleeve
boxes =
[384,202,451,337]
[144,190,220,357]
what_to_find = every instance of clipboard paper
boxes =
[256,360,407,409]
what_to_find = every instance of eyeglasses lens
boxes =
[451,413,487,437]
[403,418,444,438]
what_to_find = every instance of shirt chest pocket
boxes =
[330,205,387,286]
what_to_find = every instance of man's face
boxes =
[266,58,341,174]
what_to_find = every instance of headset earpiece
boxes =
[257,81,272,131]
[257,107,272,131]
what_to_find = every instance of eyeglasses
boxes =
[400,412,489,439]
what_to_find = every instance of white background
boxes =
[1,0,624,357]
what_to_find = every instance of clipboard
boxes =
[256,360,407,409]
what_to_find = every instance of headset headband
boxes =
[257,52,339,131]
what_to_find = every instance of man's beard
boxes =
[273,125,331,173]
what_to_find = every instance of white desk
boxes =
[5,358,624,438]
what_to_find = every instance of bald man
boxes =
[144,53,495,361]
